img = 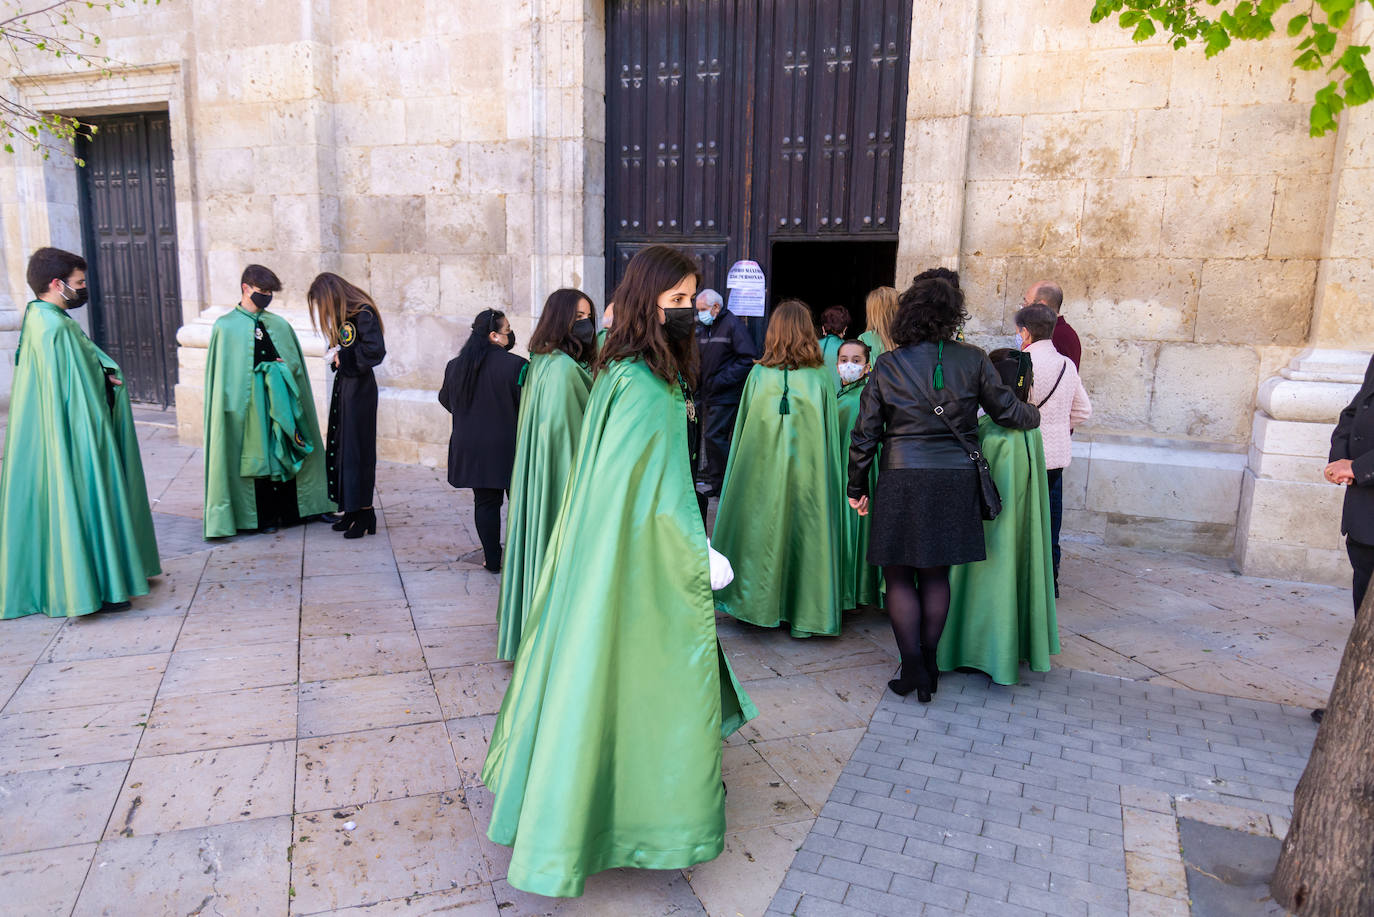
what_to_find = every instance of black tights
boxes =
[472,488,505,570]
[883,564,951,659]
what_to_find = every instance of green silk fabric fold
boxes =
[836,377,882,610]
[942,418,1060,684]
[0,300,161,618]
[713,364,844,637]
[819,333,843,378]
[481,358,757,898]
[240,360,314,481]
[859,329,886,361]
[496,350,593,660]
[202,307,333,537]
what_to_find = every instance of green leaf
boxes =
[1132,18,1158,41]
[1296,49,1324,70]
[1345,68,1374,106]
[1316,30,1338,55]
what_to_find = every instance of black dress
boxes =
[326,306,386,512]
[438,346,527,489]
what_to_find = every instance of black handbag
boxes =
[912,373,1002,521]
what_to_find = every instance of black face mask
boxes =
[61,281,89,310]
[250,291,273,310]
[572,318,596,347]
[503,330,517,352]
[662,307,695,343]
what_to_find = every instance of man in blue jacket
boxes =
[694,288,759,499]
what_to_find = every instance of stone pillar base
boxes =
[1235,349,1367,586]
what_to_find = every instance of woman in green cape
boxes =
[859,285,898,360]
[495,288,597,660]
[713,299,845,637]
[942,349,1060,684]
[481,245,756,898]
[818,304,850,377]
[835,340,882,611]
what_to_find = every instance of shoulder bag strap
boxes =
[909,362,983,461]
[1035,363,1068,409]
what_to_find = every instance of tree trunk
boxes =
[1271,585,1374,914]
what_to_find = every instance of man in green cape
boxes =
[202,264,333,537]
[495,348,593,660]
[481,357,757,898]
[713,357,845,637]
[0,247,161,618]
[942,353,1060,683]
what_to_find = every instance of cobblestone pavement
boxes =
[0,415,1351,916]
[765,669,1317,917]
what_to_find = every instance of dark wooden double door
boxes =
[76,112,182,406]
[607,0,912,317]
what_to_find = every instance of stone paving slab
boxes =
[765,668,1318,917]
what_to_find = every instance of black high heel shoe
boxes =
[332,511,354,532]
[343,508,376,539]
[888,652,933,703]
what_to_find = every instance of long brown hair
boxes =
[760,299,823,369]
[530,287,595,363]
[864,286,899,351]
[594,245,701,386]
[308,272,384,348]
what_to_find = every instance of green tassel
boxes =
[779,369,791,415]
[933,341,945,391]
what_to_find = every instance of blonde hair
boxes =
[864,286,899,351]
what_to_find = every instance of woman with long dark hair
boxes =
[495,288,596,660]
[849,276,1039,702]
[481,245,756,898]
[308,272,386,538]
[438,309,526,572]
[713,298,845,637]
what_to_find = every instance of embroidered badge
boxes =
[294,430,306,448]
[254,326,264,341]
[340,321,356,347]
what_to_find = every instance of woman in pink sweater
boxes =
[1015,305,1092,593]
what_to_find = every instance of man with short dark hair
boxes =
[202,264,334,536]
[1022,280,1081,370]
[1015,304,1091,595]
[0,246,161,618]
[693,287,759,498]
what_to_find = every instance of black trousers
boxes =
[1349,536,1374,616]
[1047,468,1064,580]
[254,477,299,529]
[473,488,505,570]
[696,398,740,492]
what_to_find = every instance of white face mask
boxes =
[837,362,867,384]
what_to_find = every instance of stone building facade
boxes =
[0,0,1369,586]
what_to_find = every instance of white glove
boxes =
[324,345,340,368]
[707,540,734,591]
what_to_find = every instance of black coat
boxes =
[696,309,759,404]
[327,305,386,511]
[849,339,1040,499]
[439,346,527,490]
[1330,355,1374,545]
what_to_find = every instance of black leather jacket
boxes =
[848,339,1040,499]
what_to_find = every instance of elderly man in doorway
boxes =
[693,288,759,499]
[1022,280,1081,370]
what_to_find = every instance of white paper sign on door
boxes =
[725,260,766,317]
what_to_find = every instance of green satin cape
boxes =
[819,334,844,377]
[859,329,886,360]
[836,377,882,610]
[202,307,333,537]
[713,364,844,637]
[481,358,757,898]
[942,418,1060,684]
[0,300,161,618]
[495,350,593,660]
[240,361,314,481]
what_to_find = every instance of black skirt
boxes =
[868,467,986,568]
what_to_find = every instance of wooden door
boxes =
[606,0,911,300]
[76,112,182,406]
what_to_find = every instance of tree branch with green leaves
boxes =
[1,1,162,162]
[1091,0,1372,135]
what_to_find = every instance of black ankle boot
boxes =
[922,646,940,696]
[343,508,376,539]
[332,510,355,532]
[888,652,932,703]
